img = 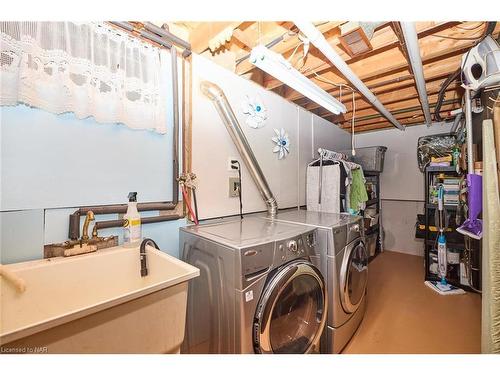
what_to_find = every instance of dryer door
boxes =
[253,260,327,354]
[340,240,368,314]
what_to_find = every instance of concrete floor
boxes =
[342,251,482,354]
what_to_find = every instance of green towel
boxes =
[350,168,368,212]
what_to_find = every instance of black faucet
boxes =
[139,238,159,277]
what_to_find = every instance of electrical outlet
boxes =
[229,177,240,198]
[228,157,239,171]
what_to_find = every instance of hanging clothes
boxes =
[350,168,369,213]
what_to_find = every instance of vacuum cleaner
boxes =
[425,185,465,295]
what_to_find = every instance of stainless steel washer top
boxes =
[268,209,357,229]
[184,216,314,249]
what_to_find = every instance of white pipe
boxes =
[295,21,405,131]
[400,22,432,126]
[464,87,474,173]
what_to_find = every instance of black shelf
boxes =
[362,173,382,261]
[425,203,458,210]
[365,223,379,235]
[422,166,481,293]
[425,165,458,172]
[425,239,466,249]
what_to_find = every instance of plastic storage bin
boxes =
[341,146,387,172]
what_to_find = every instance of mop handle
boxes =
[438,184,444,212]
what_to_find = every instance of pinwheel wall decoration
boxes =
[272,128,290,160]
[241,95,267,129]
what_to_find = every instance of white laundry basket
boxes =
[306,163,340,213]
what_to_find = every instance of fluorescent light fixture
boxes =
[250,45,347,115]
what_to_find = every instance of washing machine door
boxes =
[340,239,368,314]
[253,260,327,354]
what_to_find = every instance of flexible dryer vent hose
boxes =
[200,81,278,217]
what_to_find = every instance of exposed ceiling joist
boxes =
[189,22,243,53]
[182,21,498,132]
[264,22,460,91]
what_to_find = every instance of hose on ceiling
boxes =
[433,21,497,122]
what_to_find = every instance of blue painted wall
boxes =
[0,67,185,264]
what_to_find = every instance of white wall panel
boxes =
[313,114,352,154]
[354,122,453,200]
[192,55,351,219]
[298,108,314,206]
[355,122,453,256]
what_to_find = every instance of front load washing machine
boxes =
[262,209,368,353]
[180,217,328,354]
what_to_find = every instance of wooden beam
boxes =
[343,103,460,132]
[189,22,243,53]
[339,101,459,129]
[318,83,461,120]
[303,69,456,113]
[321,89,461,123]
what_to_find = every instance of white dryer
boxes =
[263,209,368,353]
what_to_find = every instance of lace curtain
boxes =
[0,22,169,133]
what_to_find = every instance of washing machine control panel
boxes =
[276,230,317,263]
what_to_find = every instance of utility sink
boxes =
[0,244,199,353]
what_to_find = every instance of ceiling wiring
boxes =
[309,71,357,154]
[454,22,485,31]
[430,22,491,41]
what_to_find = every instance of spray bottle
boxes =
[124,192,142,247]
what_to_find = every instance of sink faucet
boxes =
[139,238,159,277]
[81,211,95,242]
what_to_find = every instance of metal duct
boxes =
[400,22,432,126]
[200,81,278,217]
[295,21,405,131]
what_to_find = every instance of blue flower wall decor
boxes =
[272,128,290,160]
[241,95,267,129]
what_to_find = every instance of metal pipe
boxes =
[400,22,432,126]
[143,22,191,55]
[77,202,177,216]
[200,81,278,217]
[464,87,474,173]
[110,21,173,49]
[450,112,464,134]
[93,214,182,232]
[171,47,180,205]
[294,21,405,131]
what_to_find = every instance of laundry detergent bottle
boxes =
[124,192,142,247]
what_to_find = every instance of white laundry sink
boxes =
[0,244,199,353]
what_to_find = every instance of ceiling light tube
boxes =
[250,45,347,115]
[294,21,405,131]
[400,22,432,126]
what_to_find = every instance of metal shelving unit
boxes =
[423,166,481,293]
[363,171,382,262]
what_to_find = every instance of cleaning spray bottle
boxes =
[124,192,142,247]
